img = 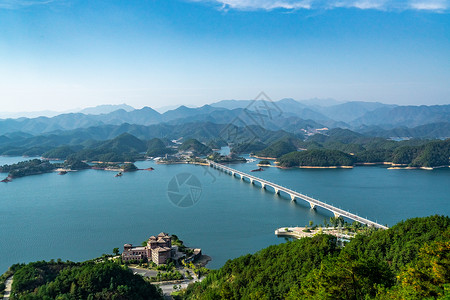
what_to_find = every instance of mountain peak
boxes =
[80,104,135,115]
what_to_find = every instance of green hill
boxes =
[9,261,162,299]
[179,139,212,155]
[255,138,299,158]
[42,145,77,159]
[231,141,267,154]
[146,138,176,157]
[97,133,147,153]
[391,139,450,167]
[278,149,355,167]
[182,215,450,300]
[68,133,147,162]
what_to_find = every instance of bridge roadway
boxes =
[207,160,388,230]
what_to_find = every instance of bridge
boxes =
[207,160,388,230]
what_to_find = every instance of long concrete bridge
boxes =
[207,160,388,230]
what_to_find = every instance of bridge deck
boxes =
[207,160,388,230]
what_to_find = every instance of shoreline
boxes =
[275,227,356,240]
[355,162,393,166]
[297,165,353,169]
[387,166,449,170]
[250,155,277,160]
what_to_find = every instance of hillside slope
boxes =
[183,216,450,300]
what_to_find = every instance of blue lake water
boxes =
[0,155,449,273]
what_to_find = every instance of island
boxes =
[277,149,355,168]
[0,159,141,182]
[0,159,55,181]
[206,152,246,164]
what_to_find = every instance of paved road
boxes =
[128,266,202,297]
[2,276,13,300]
[128,267,158,278]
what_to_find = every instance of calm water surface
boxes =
[0,155,449,272]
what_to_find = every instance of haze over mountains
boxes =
[0,99,448,140]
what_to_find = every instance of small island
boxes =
[0,159,142,182]
[206,152,246,164]
[277,149,355,168]
[257,160,272,167]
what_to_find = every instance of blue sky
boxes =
[0,0,449,111]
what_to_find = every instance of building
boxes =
[122,232,174,265]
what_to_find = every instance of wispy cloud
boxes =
[410,0,448,10]
[193,0,449,11]
[0,0,58,9]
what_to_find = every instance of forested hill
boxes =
[182,215,450,300]
[7,261,162,299]
[277,149,355,167]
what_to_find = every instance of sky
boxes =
[0,0,449,112]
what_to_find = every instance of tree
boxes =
[113,248,120,256]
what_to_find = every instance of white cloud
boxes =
[410,0,448,10]
[193,0,449,11]
[211,0,312,10]
[0,0,57,9]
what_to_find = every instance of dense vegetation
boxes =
[179,139,212,156]
[0,158,91,179]
[0,159,55,178]
[182,215,450,300]
[278,149,355,167]
[255,140,297,158]
[42,146,77,160]
[207,152,246,163]
[146,138,176,157]
[122,163,138,172]
[294,129,449,168]
[9,261,162,299]
[231,141,267,154]
[67,133,147,163]
[60,158,90,170]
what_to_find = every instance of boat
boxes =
[1,177,11,183]
[58,171,68,175]
[251,167,264,172]
[145,167,154,171]
[115,172,123,177]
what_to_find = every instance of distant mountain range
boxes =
[0,100,448,139]
[0,103,135,119]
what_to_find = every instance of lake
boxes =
[0,155,449,273]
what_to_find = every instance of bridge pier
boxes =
[231,171,235,177]
[308,202,316,210]
[250,178,254,184]
[290,194,296,202]
[333,211,340,218]
[274,188,280,195]
[260,182,266,189]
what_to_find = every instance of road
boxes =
[129,266,202,297]
[2,276,13,300]
[128,267,158,278]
